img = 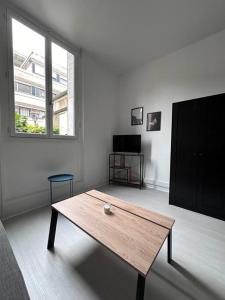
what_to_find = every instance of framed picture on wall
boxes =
[146,111,161,131]
[131,107,143,125]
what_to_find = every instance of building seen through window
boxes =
[12,18,75,136]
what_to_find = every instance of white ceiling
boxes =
[7,0,225,74]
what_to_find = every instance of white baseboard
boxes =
[3,189,50,221]
[144,178,169,192]
[2,180,108,221]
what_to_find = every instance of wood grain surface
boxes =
[86,190,175,230]
[53,191,172,276]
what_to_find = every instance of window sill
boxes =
[10,132,77,140]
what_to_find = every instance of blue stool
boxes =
[48,174,74,204]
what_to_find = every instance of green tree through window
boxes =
[15,113,59,134]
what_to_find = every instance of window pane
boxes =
[52,42,75,136]
[12,19,46,134]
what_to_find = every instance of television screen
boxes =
[113,135,141,153]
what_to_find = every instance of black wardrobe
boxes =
[169,93,225,221]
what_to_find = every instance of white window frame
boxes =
[7,9,80,139]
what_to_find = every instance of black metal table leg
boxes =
[136,273,146,300]
[47,209,58,249]
[167,229,172,264]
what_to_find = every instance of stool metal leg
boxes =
[71,180,73,196]
[69,180,73,197]
[50,181,53,204]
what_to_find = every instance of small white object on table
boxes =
[104,203,111,215]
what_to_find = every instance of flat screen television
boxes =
[113,135,141,153]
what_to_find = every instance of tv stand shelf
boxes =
[109,166,131,170]
[109,153,144,189]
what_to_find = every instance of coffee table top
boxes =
[52,190,175,276]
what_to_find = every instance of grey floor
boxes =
[4,185,225,300]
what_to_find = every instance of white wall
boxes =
[82,53,118,189]
[118,29,225,190]
[0,4,118,219]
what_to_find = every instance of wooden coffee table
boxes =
[47,190,175,300]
